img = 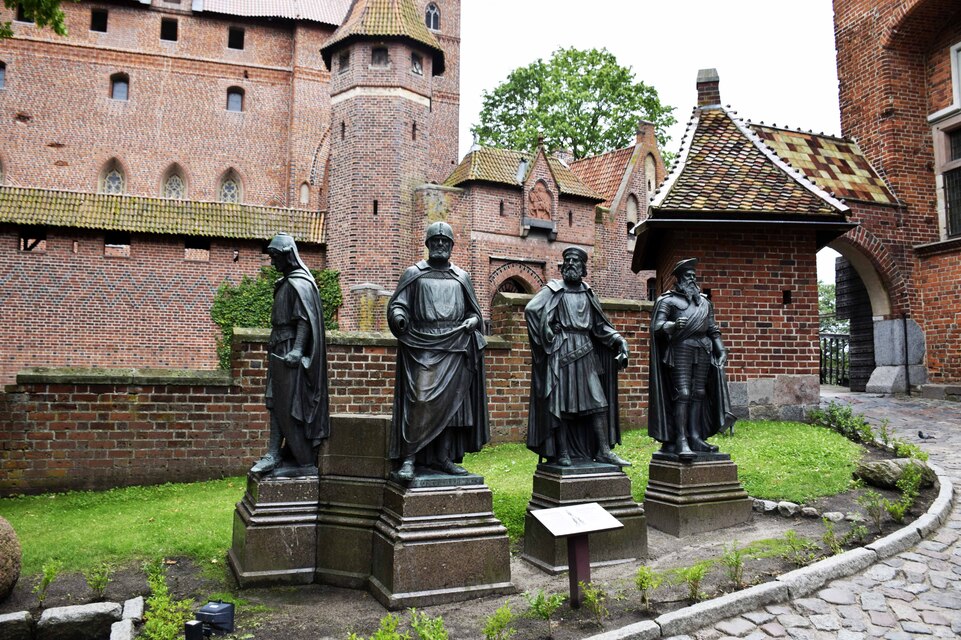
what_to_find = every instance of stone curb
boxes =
[581,459,956,640]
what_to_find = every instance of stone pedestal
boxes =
[315,414,391,588]
[228,475,320,587]
[369,475,514,609]
[643,454,752,537]
[521,463,647,574]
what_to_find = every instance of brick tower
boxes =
[321,0,451,330]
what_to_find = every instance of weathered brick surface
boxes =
[834,0,961,383]
[0,295,652,495]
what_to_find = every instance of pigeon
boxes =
[918,431,936,440]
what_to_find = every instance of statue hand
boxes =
[615,352,628,370]
[676,316,689,330]
[717,350,728,368]
[461,317,479,333]
[394,315,409,334]
[284,350,303,367]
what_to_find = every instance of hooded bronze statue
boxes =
[250,232,330,476]
[648,258,736,462]
[387,222,490,481]
[525,247,630,467]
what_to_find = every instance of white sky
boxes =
[457,0,843,282]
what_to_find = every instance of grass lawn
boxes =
[0,421,863,575]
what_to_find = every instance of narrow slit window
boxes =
[782,289,793,305]
[373,199,378,216]
[412,121,417,140]
[160,18,178,41]
[411,53,423,76]
[226,87,244,112]
[110,73,129,101]
[228,26,245,50]
[338,51,350,74]
[0,62,6,90]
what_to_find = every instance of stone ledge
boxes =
[777,548,877,598]
[233,328,512,350]
[0,611,33,640]
[15,367,230,387]
[581,619,660,640]
[653,582,789,637]
[919,384,961,401]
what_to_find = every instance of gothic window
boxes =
[226,87,244,112]
[100,160,125,194]
[946,129,961,237]
[90,9,108,32]
[163,171,186,199]
[299,182,310,205]
[371,47,389,68]
[220,172,241,203]
[425,3,440,31]
[228,26,245,50]
[626,193,639,250]
[110,73,129,101]
[0,62,5,89]
[411,52,423,75]
[160,18,178,41]
[644,153,657,194]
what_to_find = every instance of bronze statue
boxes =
[250,232,330,476]
[649,258,735,462]
[526,247,630,467]
[387,222,490,481]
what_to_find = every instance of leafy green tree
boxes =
[818,281,849,334]
[472,47,676,160]
[2,0,72,39]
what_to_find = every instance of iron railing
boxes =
[820,333,850,386]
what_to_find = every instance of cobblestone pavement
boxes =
[675,390,961,640]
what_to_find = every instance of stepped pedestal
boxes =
[521,463,647,574]
[643,453,752,537]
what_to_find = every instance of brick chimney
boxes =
[696,68,721,107]
[636,120,653,145]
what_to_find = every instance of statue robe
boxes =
[387,261,489,465]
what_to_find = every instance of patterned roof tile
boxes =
[653,108,846,216]
[0,187,325,243]
[198,0,351,25]
[320,0,443,70]
[750,126,897,205]
[444,148,603,200]
[546,157,605,201]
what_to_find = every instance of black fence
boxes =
[820,333,850,386]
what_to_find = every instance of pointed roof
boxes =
[444,147,604,201]
[652,106,849,216]
[320,0,444,73]
[569,146,635,208]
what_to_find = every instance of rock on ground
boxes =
[854,458,936,489]
[0,516,21,601]
[37,602,122,640]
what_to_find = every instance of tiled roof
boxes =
[320,0,443,71]
[569,146,634,206]
[444,148,603,200]
[750,126,897,205]
[196,0,351,26]
[652,107,848,216]
[0,187,325,243]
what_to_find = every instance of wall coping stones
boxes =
[15,367,230,386]
[233,328,512,351]
[492,291,653,312]
[652,582,789,637]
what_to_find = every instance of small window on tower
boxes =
[226,87,244,112]
[110,73,129,101]
[338,51,350,74]
[90,9,108,32]
[425,3,440,31]
[19,227,47,253]
[228,26,245,50]
[411,53,423,75]
[371,47,389,68]
[160,18,178,42]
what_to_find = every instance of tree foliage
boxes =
[210,266,342,369]
[472,47,676,160]
[2,0,72,39]
[818,281,849,334]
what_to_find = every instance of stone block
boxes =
[522,464,647,573]
[748,378,774,405]
[865,366,928,393]
[773,375,819,407]
[644,458,752,537]
[777,548,877,598]
[873,319,924,366]
[319,414,391,479]
[913,513,941,538]
[0,611,33,640]
[37,602,122,640]
[121,596,143,621]
[728,381,748,418]
[110,618,135,640]
[315,476,386,588]
[655,581,789,637]
[369,480,513,609]
[579,619,660,639]
[866,526,922,559]
[748,404,778,420]
[228,475,320,587]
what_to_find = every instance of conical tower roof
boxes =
[320,0,444,74]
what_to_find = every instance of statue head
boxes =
[424,221,454,266]
[672,258,700,301]
[267,232,311,276]
[561,247,588,284]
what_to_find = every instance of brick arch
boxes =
[828,225,910,317]
[882,0,959,50]
[489,262,543,296]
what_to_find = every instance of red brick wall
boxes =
[0,294,652,495]
[655,228,821,381]
[0,227,325,385]
[916,242,961,384]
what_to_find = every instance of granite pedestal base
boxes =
[228,475,320,587]
[369,475,514,609]
[643,455,752,537]
[521,463,647,574]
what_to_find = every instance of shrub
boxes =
[33,559,63,609]
[408,609,448,640]
[808,402,875,443]
[857,490,886,534]
[720,542,747,589]
[210,266,342,368]
[523,589,565,638]
[821,519,843,555]
[142,559,195,640]
[634,565,663,611]
[892,440,928,461]
[578,581,609,626]
[482,603,516,640]
[347,613,411,640]
[885,461,924,523]
[782,530,820,567]
[670,562,712,603]
[83,562,112,601]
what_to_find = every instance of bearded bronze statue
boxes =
[648,258,735,461]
